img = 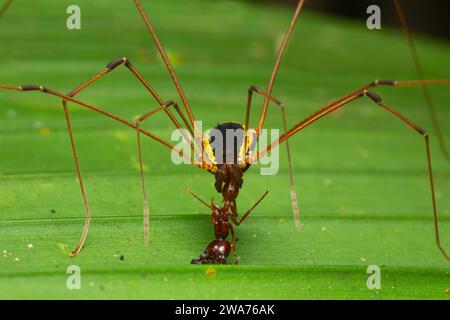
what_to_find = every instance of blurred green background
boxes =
[0,0,449,299]
[265,0,450,40]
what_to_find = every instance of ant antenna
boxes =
[185,187,212,210]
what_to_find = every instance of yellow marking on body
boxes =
[202,130,217,166]
[238,129,256,165]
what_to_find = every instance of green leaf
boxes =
[0,0,449,299]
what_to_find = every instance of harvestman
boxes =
[0,0,448,263]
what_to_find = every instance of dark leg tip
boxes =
[106,57,127,70]
[377,79,397,86]
[20,84,43,91]
[250,85,263,92]
[365,91,383,103]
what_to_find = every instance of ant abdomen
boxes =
[191,240,231,265]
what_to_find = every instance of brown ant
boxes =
[186,188,269,264]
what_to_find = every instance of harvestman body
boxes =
[0,0,449,263]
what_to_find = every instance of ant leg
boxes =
[228,223,237,256]
[135,101,194,244]
[259,89,449,262]
[392,0,450,162]
[244,85,300,229]
[232,191,269,226]
[0,0,13,18]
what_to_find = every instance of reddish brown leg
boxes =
[185,187,213,210]
[133,0,203,152]
[228,223,237,256]
[327,79,450,114]
[392,0,450,162]
[62,104,90,257]
[60,59,196,249]
[64,57,194,138]
[246,86,300,230]
[230,191,269,226]
[0,0,13,18]
[256,0,306,135]
[0,84,188,255]
[259,88,449,262]
[135,100,195,244]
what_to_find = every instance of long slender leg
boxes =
[259,88,449,262]
[245,86,300,229]
[60,57,201,248]
[133,0,203,152]
[247,79,450,231]
[0,84,190,255]
[256,0,306,135]
[229,191,269,226]
[0,0,13,18]
[64,57,194,138]
[0,85,180,152]
[392,0,450,162]
[63,57,194,158]
[135,100,193,244]
[329,79,450,112]
[63,104,90,257]
[62,59,196,239]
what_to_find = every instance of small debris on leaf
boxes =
[205,268,216,276]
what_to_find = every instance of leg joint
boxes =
[249,85,284,107]
[373,79,397,86]
[19,84,46,92]
[106,57,129,70]
[364,90,383,104]
[250,85,263,93]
